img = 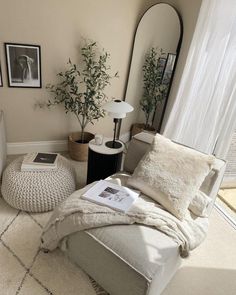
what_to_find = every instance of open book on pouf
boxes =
[82,180,140,213]
[21,152,59,171]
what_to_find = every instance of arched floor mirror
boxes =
[122,3,182,136]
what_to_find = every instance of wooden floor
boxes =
[219,132,236,219]
[218,189,236,213]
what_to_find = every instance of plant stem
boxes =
[145,113,150,129]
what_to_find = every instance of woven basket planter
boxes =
[68,132,94,161]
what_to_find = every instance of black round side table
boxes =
[86,137,124,184]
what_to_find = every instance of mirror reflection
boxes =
[124,3,182,136]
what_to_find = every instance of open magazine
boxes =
[82,180,140,213]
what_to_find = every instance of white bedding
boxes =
[41,179,209,258]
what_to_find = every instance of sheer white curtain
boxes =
[163,0,236,158]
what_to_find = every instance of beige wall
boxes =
[0,0,202,144]
[0,0,149,142]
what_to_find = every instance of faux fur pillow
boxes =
[127,134,215,220]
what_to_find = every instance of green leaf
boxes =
[46,39,119,137]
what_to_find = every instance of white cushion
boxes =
[108,172,212,218]
[0,111,7,178]
[127,134,215,220]
[86,224,179,282]
[189,191,212,217]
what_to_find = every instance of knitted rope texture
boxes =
[1,155,76,212]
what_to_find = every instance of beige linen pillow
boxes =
[127,134,215,220]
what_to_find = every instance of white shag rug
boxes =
[0,197,108,295]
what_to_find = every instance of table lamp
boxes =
[103,99,133,148]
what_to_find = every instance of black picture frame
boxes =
[5,43,42,88]
[0,63,3,87]
[161,53,176,86]
[158,57,167,79]
[152,53,177,131]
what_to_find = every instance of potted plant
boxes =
[131,47,167,136]
[47,41,118,161]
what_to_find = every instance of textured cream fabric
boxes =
[108,173,213,218]
[127,134,215,220]
[1,155,76,212]
[189,191,212,217]
[41,180,209,258]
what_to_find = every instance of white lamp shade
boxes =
[103,99,133,119]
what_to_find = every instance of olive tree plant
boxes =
[47,41,118,142]
[140,47,167,129]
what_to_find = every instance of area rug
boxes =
[0,197,108,295]
[218,189,236,213]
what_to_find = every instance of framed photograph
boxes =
[5,43,41,88]
[0,63,2,87]
[161,53,176,86]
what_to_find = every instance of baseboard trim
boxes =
[7,140,68,155]
[7,132,131,155]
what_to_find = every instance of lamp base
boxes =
[105,140,122,149]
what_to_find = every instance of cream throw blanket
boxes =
[41,179,209,258]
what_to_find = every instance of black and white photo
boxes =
[99,186,129,202]
[82,180,140,212]
[0,63,2,87]
[5,43,41,88]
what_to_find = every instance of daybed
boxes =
[41,132,226,295]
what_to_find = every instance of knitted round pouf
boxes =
[1,155,76,212]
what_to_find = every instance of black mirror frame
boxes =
[118,3,183,137]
